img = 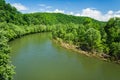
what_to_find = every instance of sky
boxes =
[5,0,120,21]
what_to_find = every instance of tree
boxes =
[84,28,102,52]
[0,52,15,80]
[110,42,120,59]
[105,17,120,43]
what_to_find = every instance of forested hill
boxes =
[0,0,20,22]
[0,0,120,80]
[0,0,105,26]
[20,13,105,25]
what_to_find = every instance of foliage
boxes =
[104,18,120,59]
[0,0,120,79]
[84,28,102,52]
[0,21,55,80]
[52,23,104,53]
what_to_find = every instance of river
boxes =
[9,33,120,80]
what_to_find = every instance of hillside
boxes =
[0,0,105,26]
[0,0,120,80]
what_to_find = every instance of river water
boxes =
[9,33,120,80]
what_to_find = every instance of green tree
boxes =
[110,42,120,59]
[84,28,103,52]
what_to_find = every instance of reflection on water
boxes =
[9,33,120,80]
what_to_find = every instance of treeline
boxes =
[0,0,104,26]
[105,18,120,59]
[52,23,105,52]
[0,23,15,80]
[0,0,20,23]
[1,11,104,26]
[18,13,104,25]
[52,18,120,60]
[0,22,56,80]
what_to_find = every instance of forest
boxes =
[0,0,120,80]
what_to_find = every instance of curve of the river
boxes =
[9,33,120,80]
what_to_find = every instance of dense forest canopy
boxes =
[0,0,105,25]
[0,0,120,80]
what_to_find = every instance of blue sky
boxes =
[5,0,120,21]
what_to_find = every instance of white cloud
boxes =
[42,8,120,21]
[12,3,28,11]
[39,4,52,9]
[116,11,120,14]
[46,6,52,9]
[18,4,119,21]
[75,13,80,16]
[74,8,120,21]
[46,9,64,13]
[39,4,46,7]
[40,9,44,11]
[108,10,114,15]
[45,9,66,14]
[42,9,66,14]
[41,8,120,21]
[68,12,74,15]
[80,8,106,21]
[53,9,64,13]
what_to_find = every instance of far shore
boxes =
[53,38,120,64]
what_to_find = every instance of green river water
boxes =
[9,33,120,80]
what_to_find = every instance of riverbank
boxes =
[0,22,53,80]
[10,33,120,80]
[53,38,120,64]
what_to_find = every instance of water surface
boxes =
[9,33,120,80]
